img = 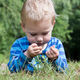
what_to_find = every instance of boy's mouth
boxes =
[37,42,47,47]
[37,43,43,46]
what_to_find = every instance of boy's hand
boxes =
[46,45,59,60]
[24,43,42,58]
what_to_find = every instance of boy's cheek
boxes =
[44,31,52,42]
[27,36,36,43]
[44,35,51,43]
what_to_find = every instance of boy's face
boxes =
[22,17,55,46]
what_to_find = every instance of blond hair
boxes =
[21,0,56,23]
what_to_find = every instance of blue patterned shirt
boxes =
[8,36,68,73]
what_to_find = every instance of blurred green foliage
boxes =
[0,0,80,60]
[0,0,24,54]
[66,0,80,60]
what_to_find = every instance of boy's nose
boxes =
[36,36,43,43]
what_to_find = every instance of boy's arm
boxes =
[7,40,32,73]
[52,40,68,72]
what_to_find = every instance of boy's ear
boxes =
[52,16,55,26]
[21,22,25,32]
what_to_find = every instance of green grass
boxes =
[0,54,80,80]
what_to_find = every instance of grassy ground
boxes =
[0,54,80,80]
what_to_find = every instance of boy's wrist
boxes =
[24,50,31,58]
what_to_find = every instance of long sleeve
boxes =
[52,38,68,72]
[8,37,68,73]
[7,39,32,73]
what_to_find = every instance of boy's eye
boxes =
[30,33,37,36]
[42,32,48,35]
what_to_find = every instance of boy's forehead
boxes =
[26,23,53,33]
[25,17,52,25]
[25,17,53,30]
[26,25,52,31]
[27,28,52,33]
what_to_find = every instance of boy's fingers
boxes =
[33,46,42,51]
[39,50,42,54]
[50,47,59,56]
[51,45,58,54]
[52,45,55,48]
[49,49,53,55]
[46,47,59,60]
[47,51,54,58]
[46,51,51,58]
[31,50,42,56]
[34,49,41,53]
[29,50,41,57]
[31,43,38,47]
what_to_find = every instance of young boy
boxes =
[8,0,68,73]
